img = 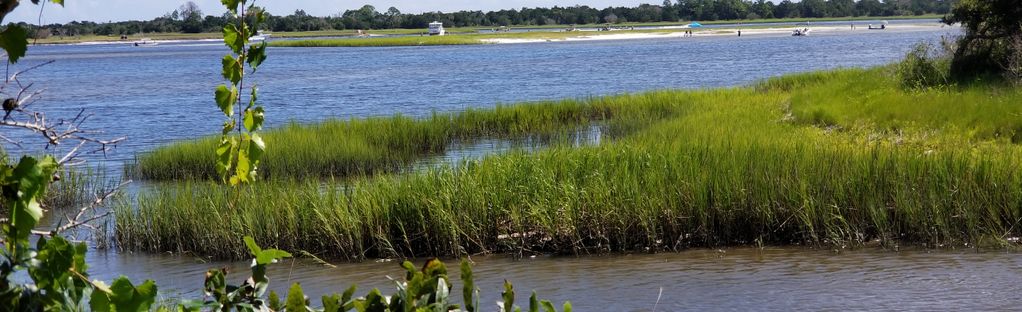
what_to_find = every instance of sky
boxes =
[7,1,654,24]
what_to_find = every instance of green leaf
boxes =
[322,294,341,312]
[244,236,262,256]
[461,259,476,312]
[222,55,242,85]
[562,302,572,312]
[248,85,259,109]
[221,0,241,13]
[234,135,251,184]
[29,236,75,290]
[5,155,57,242]
[203,269,227,299]
[285,283,307,312]
[214,85,237,117]
[256,248,292,265]
[247,42,267,71]
[269,291,283,311]
[252,7,267,24]
[215,137,237,179]
[243,106,265,132]
[90,283,113,312]
[363,289,388,312]
[222,120,235,135]
[0,24,29,64]
[540,301,556,312]
[91,277,158,312]
[502,280,515,312]
[341,284,357,306]
[248,133,266,166]
[529,292,538,312]
[222,24,244,54]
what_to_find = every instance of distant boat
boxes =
[428,21,446,36]
[792,22,811,36]
[133,38,158,46]
[249,30,271,42]
[688,22,702,28]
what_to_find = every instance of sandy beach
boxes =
[481,23,954,44]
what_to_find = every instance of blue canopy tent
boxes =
[688,22,702,28]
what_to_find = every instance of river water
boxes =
[91,248,1022,311]
[11,22,955,164]
[10,22,1017,310]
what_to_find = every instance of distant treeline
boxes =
[28,0,952,37]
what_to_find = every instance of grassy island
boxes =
[117,66,1022,260]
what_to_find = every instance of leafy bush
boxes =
[897,43,951,89]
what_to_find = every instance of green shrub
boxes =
[897,43,951,89]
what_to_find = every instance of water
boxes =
[10,25,1005,310]
[88,248,1022,311]
[7,23,954,165]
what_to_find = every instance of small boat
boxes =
[133,38,158,46]
[428,21,446,36]
[249,30,271,42]
[792,22,811,36]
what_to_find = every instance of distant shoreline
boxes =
[33,15,946,46]
[482,23,953,45]
[267,22,953,48]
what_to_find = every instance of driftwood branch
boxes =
[1,61,127,165]
[0,58,129,238]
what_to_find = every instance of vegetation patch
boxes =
[118,67,1022,260]
[130,96,674,180]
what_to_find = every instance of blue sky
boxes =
[8,1,652,24]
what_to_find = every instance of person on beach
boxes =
[738,30,741,37]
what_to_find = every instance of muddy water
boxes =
[82,247,1021,310]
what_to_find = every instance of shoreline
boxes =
[42,19,952,47]
[482,23,953,44]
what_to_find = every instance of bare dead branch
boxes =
[31,180,131,236]
[0,59,129,239]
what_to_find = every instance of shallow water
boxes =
[87,247,1022,311]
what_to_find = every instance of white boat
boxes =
[792,22,811,36]
[133,38,158,46]
[428,21,446,36]
[249,30,271,42]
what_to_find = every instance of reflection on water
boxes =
[84,247,1022,310]
[413,124,604,170]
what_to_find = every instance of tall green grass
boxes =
[131,96,673,180]
[117,67,1022,260]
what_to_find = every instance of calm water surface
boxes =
[12,24,1011,310]
[91,248,1022,311]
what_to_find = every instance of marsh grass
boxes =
[117,67,1022,260]
[130,96,672,180]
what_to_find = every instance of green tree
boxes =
[942,0,1022,78]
